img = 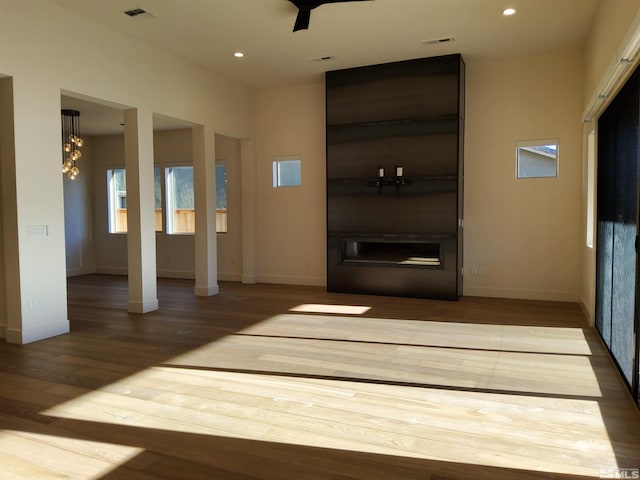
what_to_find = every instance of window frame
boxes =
[107,166,127,234]
[165,163,196,235]
[272,155,302,188]
[516,138,559,179]
[215,160,228,234]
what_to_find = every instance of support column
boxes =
[240,138,256,284]
[0,77,20,341]
[124,108,158,313]
[193,125,219,296]
[3,78,69,343]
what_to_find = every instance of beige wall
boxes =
[215,134,243,281]
[253,53,584,301]
[254,83,326,286]
[63,136,95,276]
[583,0,640,106]
[464,50,584,301]
[90,134,128,274]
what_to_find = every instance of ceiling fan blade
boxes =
[293,9,311,31]
[291,0,371,6]
[289,0,373,32]
[317,0,372,4]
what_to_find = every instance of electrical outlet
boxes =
[478,266,485,276]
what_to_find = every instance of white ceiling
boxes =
[54,0,600,134]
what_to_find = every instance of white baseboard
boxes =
[66,266,96,277]
[5,320,70,344]
[256,274,326,287]
[218,272,242,282]
[242,274,257,284]
[463,285,580,303]
[156,269,195,279]
[128,299,159,313]
[95,266,128,276]
[194,284,219,296]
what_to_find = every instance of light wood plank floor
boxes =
[0,274,639,479]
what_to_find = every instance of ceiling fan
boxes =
[288,0,372,32]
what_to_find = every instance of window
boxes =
[107,168,127,233]
[154,167,162,232]
[516,139,559,178]
[166,166,195,234]
[216,162,228,233]
[273,156,301,187]
[586,130,595,248]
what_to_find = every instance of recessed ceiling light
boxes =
[502,7,516,16]
[234,52,244,58]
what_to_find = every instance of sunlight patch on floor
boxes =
[38,316,613,478]
[40,366,615,478]
[289,304,372,315]
[0,429,143,479]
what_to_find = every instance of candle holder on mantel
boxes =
[366,165,412,194]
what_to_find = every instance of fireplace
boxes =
[327,233,457,300]
[342,239,441,267]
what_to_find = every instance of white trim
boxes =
[218,272,242,282]
[128,299,159,313]
[583,9,640,123]
[95,266,128,276]
[156,269,195,279]
[194,284,219,296]
[463,286,579,303]
[256,274,326,287]
[66,266,97,277]
[6,321,70,345]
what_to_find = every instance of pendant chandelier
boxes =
[61,109,84,180]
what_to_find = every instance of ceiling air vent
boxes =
[123,8,154,19]
[422,36,456,46]
[308,55,335,62]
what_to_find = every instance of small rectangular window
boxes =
[516,139,559,179]
[107,168,127,233]
[273,156,301,187]
[166,165,195,234]
[216,162,228,233]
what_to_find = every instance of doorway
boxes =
[595,66,640,403]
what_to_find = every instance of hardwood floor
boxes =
[0,274,638,479]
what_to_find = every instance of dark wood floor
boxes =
[0,274,638,479]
